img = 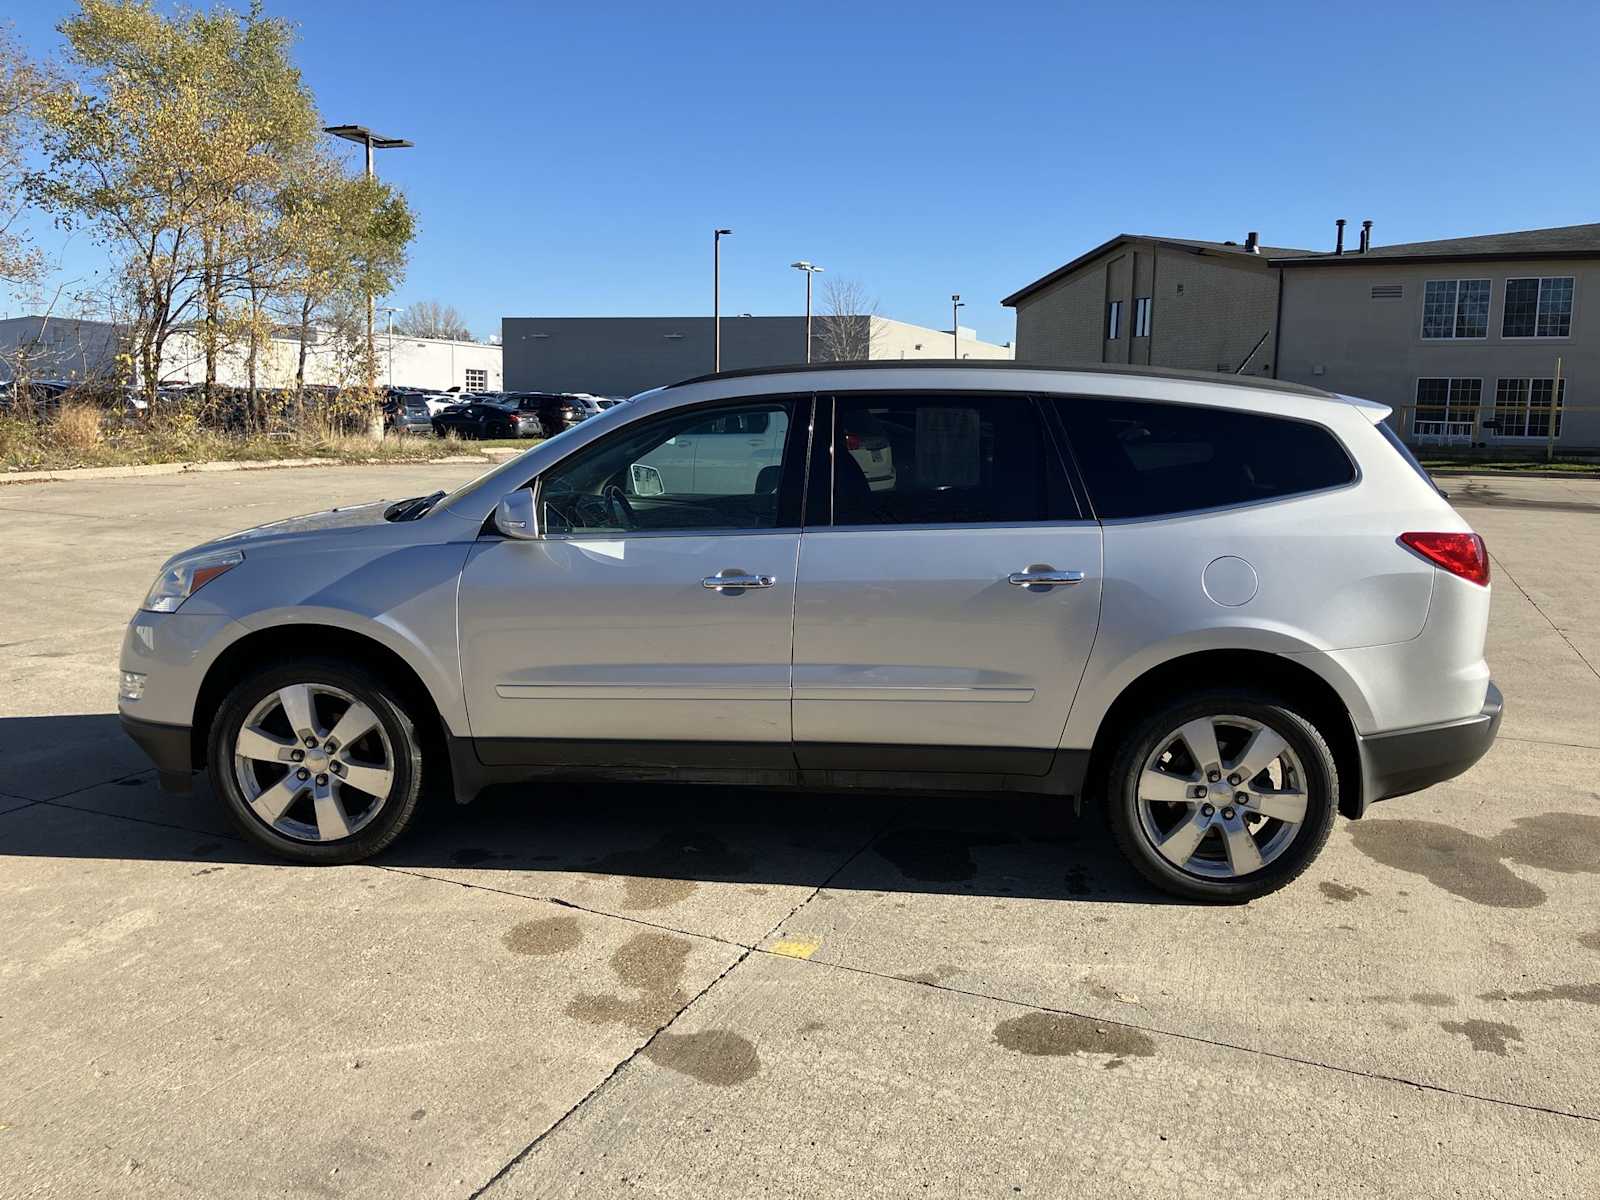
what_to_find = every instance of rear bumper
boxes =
[120,713,196,794]
[1357,681,1503,809]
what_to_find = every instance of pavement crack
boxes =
[768,953,1600,1126]
[1490,549,1600,681]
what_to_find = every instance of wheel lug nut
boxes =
[315,774,329,786]
[330,762,343,776]
[1235,791,1248,803]
[324,741,337,753]
[1222,807,1236,820]
[1206,769,1221,783]
[1201,804,1215,817]
[303,736,317,749]
[295,767,310,781]
[1189,785,1207,799]
[1227,773,1241,786]
[290,749,304,762]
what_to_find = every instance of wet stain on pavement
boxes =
[644,1030,760,1085]
[1479,982,1600,1006]
[1440,1019,1523,1056]
[502,916,583,957]
[1410,992,1457,1007]
[566,931,691,1030]
[409,1108,426,1121]
[587,829,751,909]
[1348,820,1546,907]
[1579,931,1600,952]
[993,1012,1156,1060]
[797,1020,826,1035]
[1493,812,1600,875]
[1318,881,1369,902]
[874,829,1017,883]
[899,964,962,986]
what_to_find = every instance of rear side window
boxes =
[829,393,1077,526]
[1055,397,1355,519]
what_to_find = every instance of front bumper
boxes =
[121,713,196,794]
[1357,680,1504,809]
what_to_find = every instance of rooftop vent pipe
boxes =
[1360,220,1372,253]
[1244,231,1260,253]
[1335,219,1346,256]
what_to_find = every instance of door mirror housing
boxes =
[494,487,539,540]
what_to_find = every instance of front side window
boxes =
[1492,377,1565,438]
[1133,297,1152,338]
[538,399,795,534]
[1502,277,1573,337]
[1413,378,1482,438]
[1106,300,1122,340]
[1421,279,1490,338]
[829,394,1075,526]
[1056,397,1355,519]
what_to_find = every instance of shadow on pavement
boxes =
[2,713,1177,905]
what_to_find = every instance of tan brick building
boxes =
[1002,233,1311,378]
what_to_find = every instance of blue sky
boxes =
[6,0,1599,344]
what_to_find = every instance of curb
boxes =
[1428,468,1600,480]
[0,449,520,487]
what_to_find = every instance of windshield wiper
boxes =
[384,490,445,522]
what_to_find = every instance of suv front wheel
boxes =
[1104,689,1338,901]
[207,657,425,864]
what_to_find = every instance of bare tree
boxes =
[0,25,51,288]
[814,277,880,362]
[395,299,473,341]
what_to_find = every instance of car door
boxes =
[791,391,1103,773]
[455,395,811,765]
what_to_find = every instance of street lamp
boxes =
[324,124,412,397]
[713,229,732,372]
[379,305,401,388]
[790,261,824,363]
[951,294,965,359]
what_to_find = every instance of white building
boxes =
[0,316,502,392]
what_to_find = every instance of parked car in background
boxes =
[384,394,433,435]
[431,401,539,440]
[119,362,1500,901]
[502,391,597,436]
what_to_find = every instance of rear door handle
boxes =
[703,570,776,591]
[1007,567,1085,589]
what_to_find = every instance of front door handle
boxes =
[702,569,776,592]
[1007,566,1085,590]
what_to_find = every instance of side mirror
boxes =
[494,488,539,540]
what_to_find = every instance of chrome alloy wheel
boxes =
[231,683,395,844]
[1134,713,1309,879]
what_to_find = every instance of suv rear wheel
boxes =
[1103,689,1338,901]
[207,657,425,864]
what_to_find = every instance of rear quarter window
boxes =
[1054,396,1356,519]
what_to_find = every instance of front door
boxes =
[457,395,810,765]
[791,392,1103,772]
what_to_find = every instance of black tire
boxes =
[207,656,426,864]
[1102,688,1338,902]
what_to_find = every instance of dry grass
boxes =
[1,405,531,473]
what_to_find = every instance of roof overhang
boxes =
[1002,235,1277,307]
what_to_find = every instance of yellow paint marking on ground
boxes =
[769,938,821,959]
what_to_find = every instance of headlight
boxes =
[141,550,244,613]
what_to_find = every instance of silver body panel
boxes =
[119,364,1492,791]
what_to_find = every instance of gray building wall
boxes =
[1277,258,1600,449]
[1010,242,1280,377]
[502,316,1011,395]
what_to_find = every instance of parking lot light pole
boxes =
[790,261,824,363]
[323,125,413,397]
[379,306,400,388]
[951,295,965,358]
[713,229,733,372]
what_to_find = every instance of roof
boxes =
[665,359,1336,400]
[1273,222,1600,267]
[1001,234,1314,306]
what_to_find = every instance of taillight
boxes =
[1399,532,1490,586]
[844,433,862,451]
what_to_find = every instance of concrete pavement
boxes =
[1,465,1596,1198]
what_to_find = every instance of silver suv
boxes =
[118,364,1501,900]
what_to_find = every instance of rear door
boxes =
[791,391,1103,772]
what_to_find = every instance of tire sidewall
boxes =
[207,658,424,864]
[1106,692,1338,902]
